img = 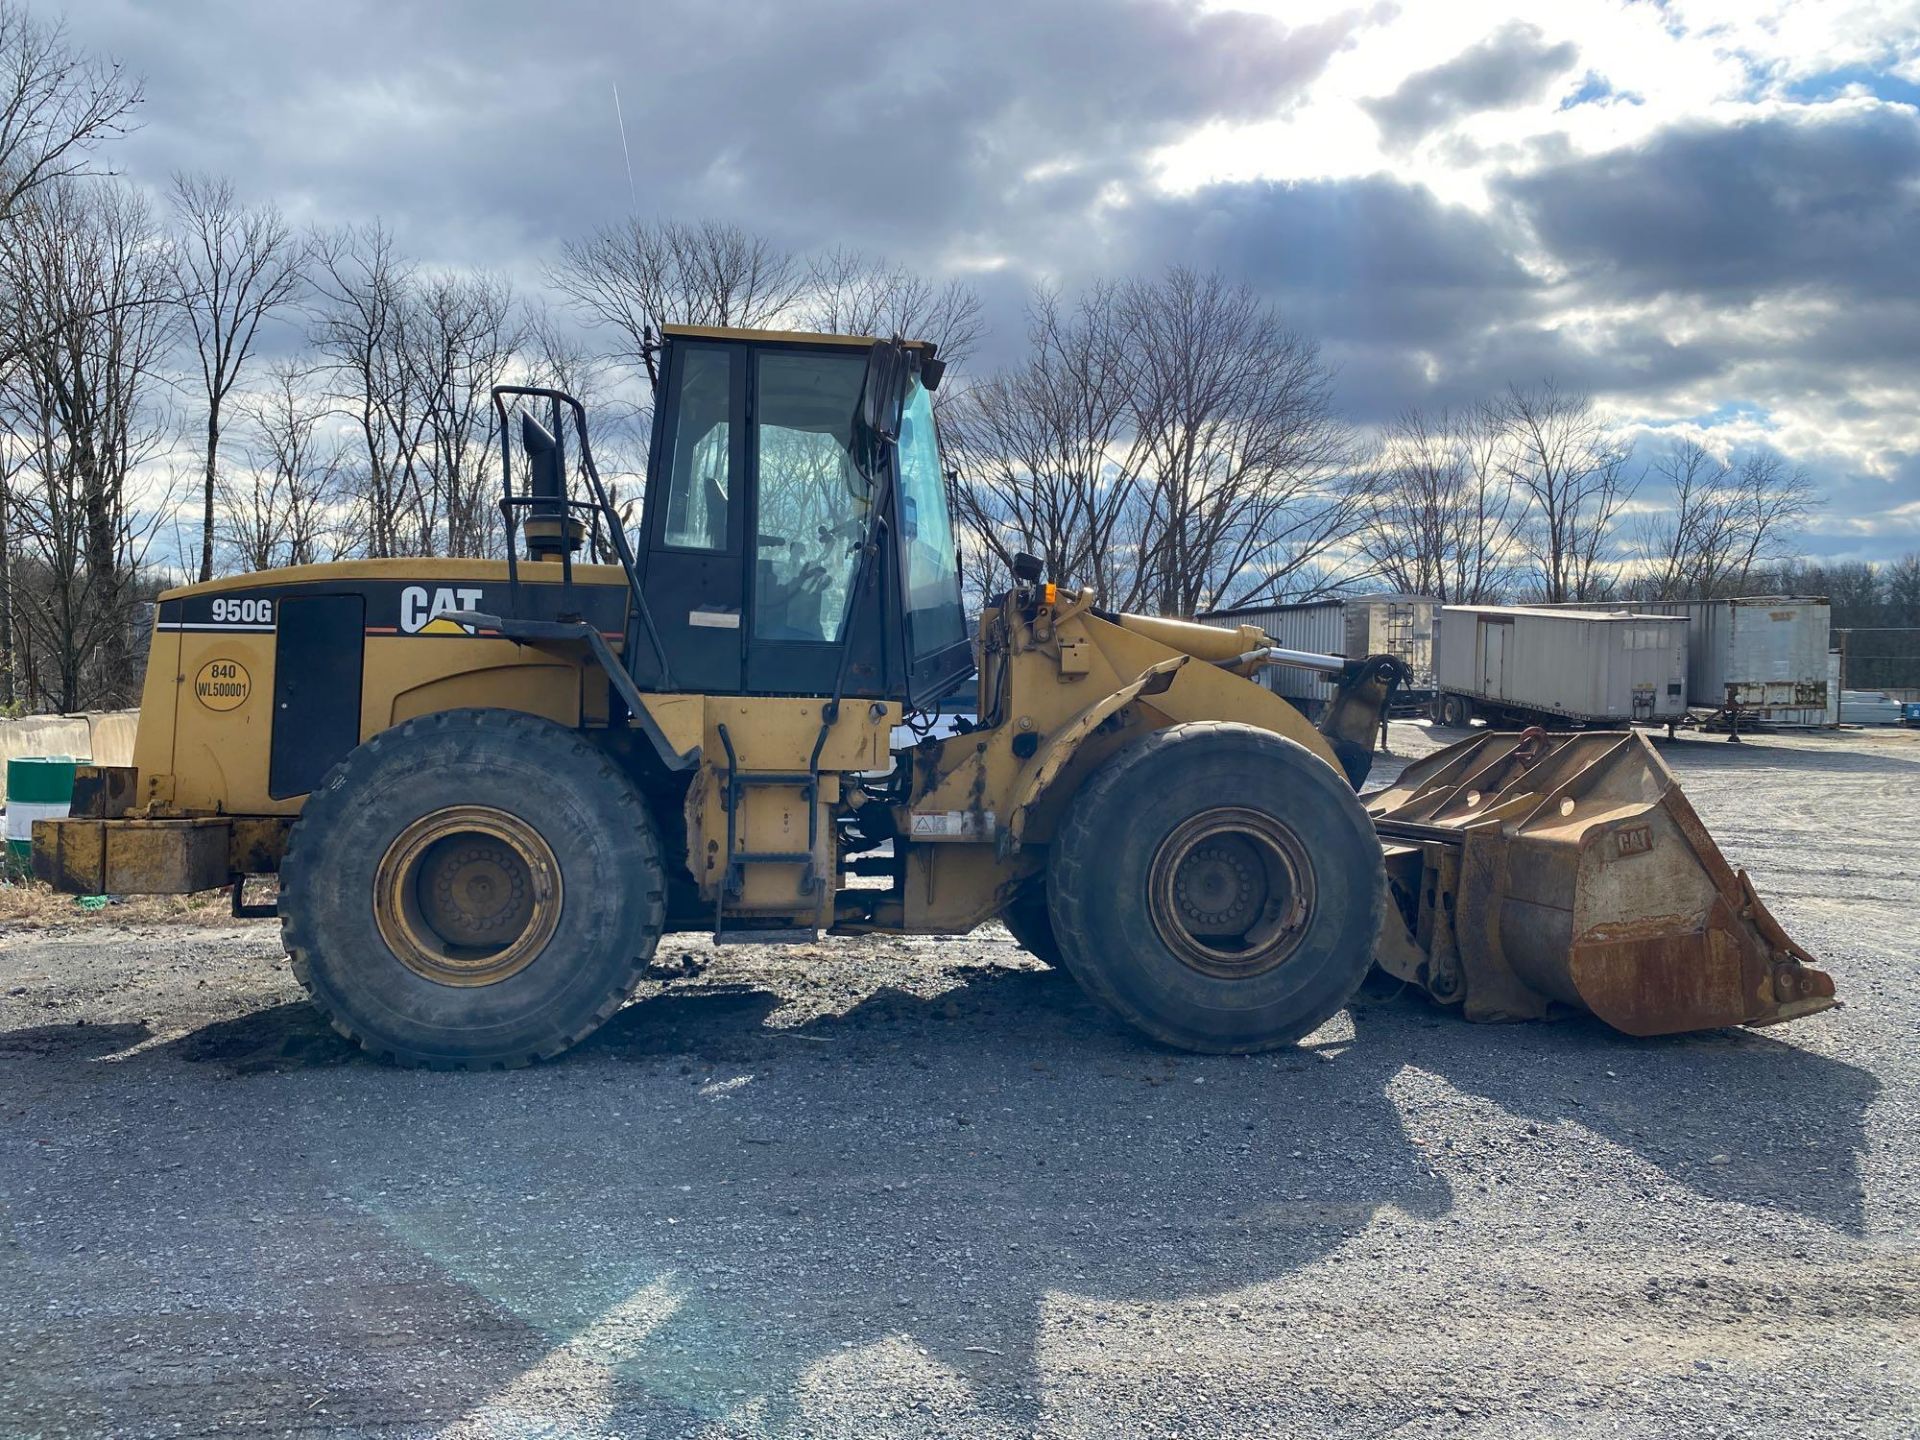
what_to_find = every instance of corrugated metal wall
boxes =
[1197,602,1344,705]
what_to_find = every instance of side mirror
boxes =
[858,339,911,443]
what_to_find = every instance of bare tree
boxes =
[0,177,176,710]
[1356,402,1517,602]
[946,283,1149,608]
[0,401,28,706]
[311,229,523,560]
[0,2,139,225]
[0,2,142,374]
[1500,380,1637,602]
[0,0,144,704]
[219,360,345,571]
[171,171,304,580]
[802,247,984,366]
[1124,268,1363,615]
[405,269,520,557]
[1725,452,1816,591]
[1636,440,1815,600]
[548,218,803,366]
[309,221,415,557]
[1885,552,1920,625]
[1637,437,1728,602]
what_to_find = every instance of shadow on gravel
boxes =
[167,1001,357,1072]
[1350,1001,1879,1235]
[333,968,1456,1432]
[10,959,1885,1432]
[585,983,791,1062]
[1651,733,1916,776]
[0,1019,150,1058]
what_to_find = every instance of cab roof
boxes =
[661,323,936,351]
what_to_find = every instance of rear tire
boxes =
[1047,723,1383,1053]
[280,708,666,1068]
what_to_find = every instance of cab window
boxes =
[753,351,870,643]
[660,346,732,551]
[895,379,967,657]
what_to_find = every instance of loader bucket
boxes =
[1364,730,1835,1036]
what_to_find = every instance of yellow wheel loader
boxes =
[32,326,1836,1066]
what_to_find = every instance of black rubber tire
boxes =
[1047,722,1384,1053]
[280,708,666,1068]
[1001,884,1068,969]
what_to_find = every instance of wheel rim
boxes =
[1147,807,1316,979]
[373,805,562,987]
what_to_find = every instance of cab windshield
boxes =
[893,378,967,660]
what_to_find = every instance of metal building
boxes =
[1197,594,1437,716]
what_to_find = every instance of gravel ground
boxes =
[2,722,1917,1439]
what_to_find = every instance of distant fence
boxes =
[0,711,139,803]
[1836,629,1920,694]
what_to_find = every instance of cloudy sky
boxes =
[64,0,1920,562]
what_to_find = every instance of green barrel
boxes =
[7,756,82,872]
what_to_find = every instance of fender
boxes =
[1001,656,1187,852]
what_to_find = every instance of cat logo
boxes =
[400,585,485,635]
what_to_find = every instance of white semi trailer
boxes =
[1552,596,1831,728]
[1432,606,1691,731]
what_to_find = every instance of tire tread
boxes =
[280,709,666,1069]
[1048,721,1384,1052]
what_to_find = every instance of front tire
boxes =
[1047,723,1383,1053]
[280,708,666,1068]
[1001,883,1068,970]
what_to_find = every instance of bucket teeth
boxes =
[1367,730,1836,1037]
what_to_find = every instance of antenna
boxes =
[612,81,638,214]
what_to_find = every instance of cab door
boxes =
[641,342,746,693]
[742,345,893,697]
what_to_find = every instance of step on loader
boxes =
[32,326,1836,1066]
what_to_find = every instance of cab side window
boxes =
[660,347,732,551]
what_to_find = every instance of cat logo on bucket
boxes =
[193,658,251,712]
